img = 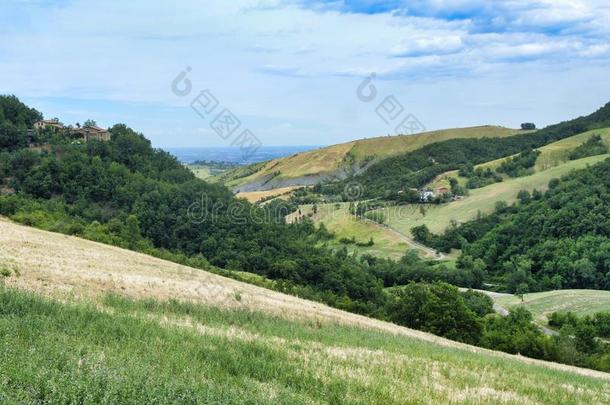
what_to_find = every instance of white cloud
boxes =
[390,35,464,56]
[0,0,609,147]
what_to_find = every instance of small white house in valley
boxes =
[420,189,434,202]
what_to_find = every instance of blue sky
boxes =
[1,0,609,147]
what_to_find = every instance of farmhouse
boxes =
[419,189,434,202]
[71,125,111,142]
[34,119,64,131]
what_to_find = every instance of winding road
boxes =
[465,289,559,336]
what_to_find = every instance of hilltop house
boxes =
[71,125,111,142]
[34,119,65,131]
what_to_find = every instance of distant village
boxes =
[31,118,111,143]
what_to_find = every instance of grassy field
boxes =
[187,163,238,181]
[287,203,432,260]
[188,164,213,180]
[426,128,610,192]
[3,288,610,403]
[225,126,525,189]
[377,153,609,235]
[495,290,610,325]
[478,128,610,172]
[2,217,610,402]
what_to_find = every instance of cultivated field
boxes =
[495,290,610,325]
[477,128,610,172]
[237,186,297,203]
[426,128,610,192]
[1,218,610,402]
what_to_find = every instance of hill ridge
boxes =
[224,125,525,191]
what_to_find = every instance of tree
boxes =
[123,214,142,249]
[419,205,427,217]
[515,283,529,302]
[461,289,494,317]
[411,224,431,244]
[517,189,531,204]
[84,119,97,127]
[575,322,598,354]
[387,282,483,344]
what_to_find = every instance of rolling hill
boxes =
[222,126,525,192]
[1,218,610,403]
[494,290,610,326]
[426,127,610,191]
[278,129,609,263]
[376,129,610,235]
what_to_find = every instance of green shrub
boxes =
[569,134,608,160]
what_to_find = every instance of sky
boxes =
[1,0,610,148]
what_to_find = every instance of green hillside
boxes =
[495,290,610,325]
[288,203,417,260]
[428,128,610,190]
[221,126,524,189]
[3,287,610,403]
[474,127,610,172]
[317,102,610,201]
[424,157,610,293]
[1,218,610,403]
[5,94,610,391]
[376,152,609,234]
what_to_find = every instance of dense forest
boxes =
[0,95,385,315]
[417,158,610,292]
[318,102,610,200]
[4,94,610,372]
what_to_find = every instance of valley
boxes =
[5,2,610,402]
[2,95,610,401]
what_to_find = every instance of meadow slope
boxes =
[377,153,609,235]
[224,126,524,191]
[495,290,610,325]
[286,203,441,260]
[1,217,610,403]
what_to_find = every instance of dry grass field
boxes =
[225,126,525,189]
[236,186,297,203]
[2,218,610,403]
